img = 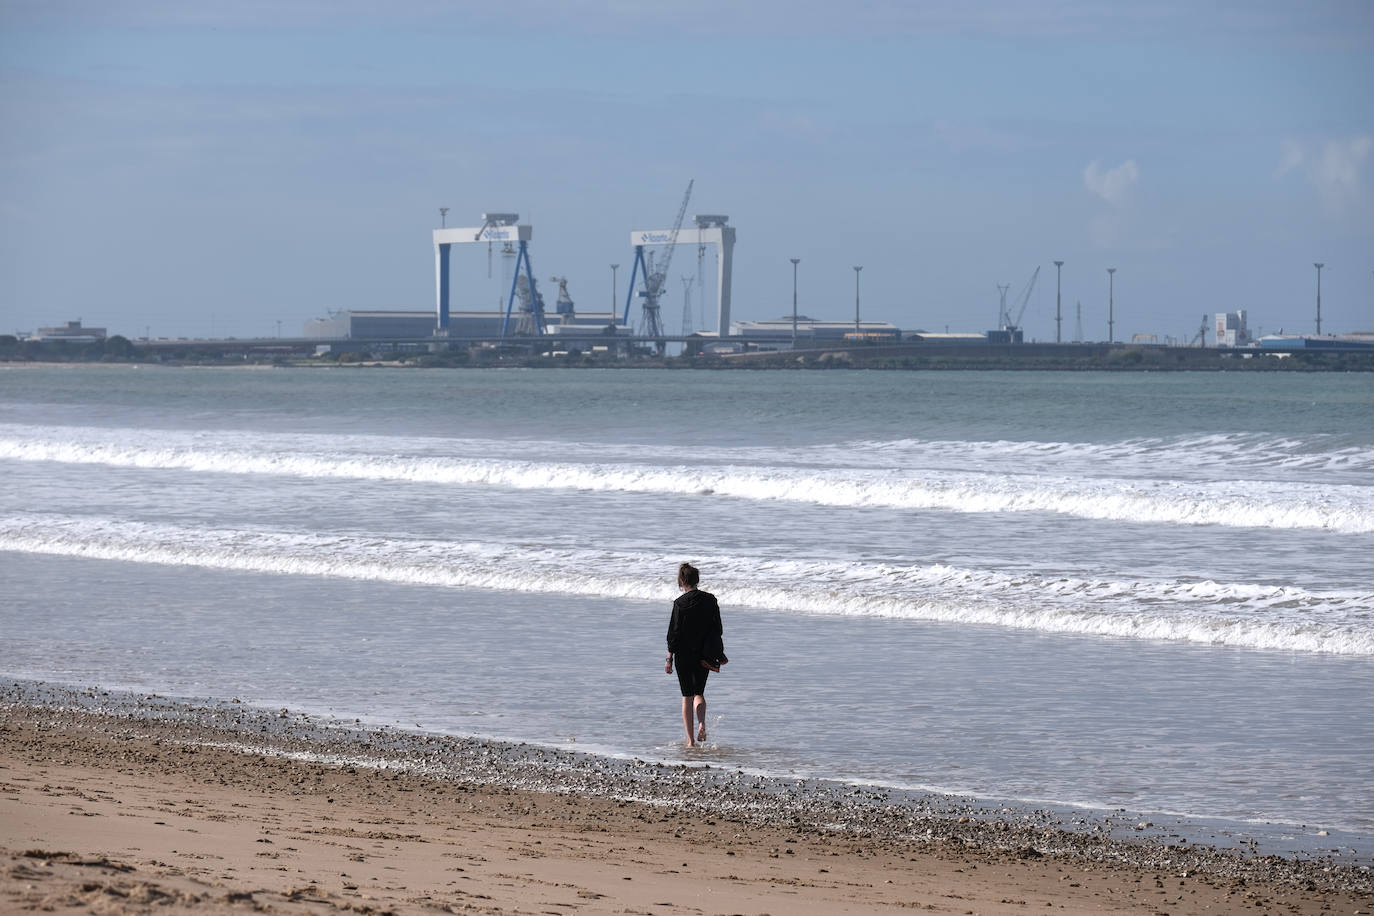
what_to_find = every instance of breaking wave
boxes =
[2,425,1371,534]
[3,514,1370,656]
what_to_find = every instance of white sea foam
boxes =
[2,425,1371,533]
[842,433,1374,475]
[6,423,1373,474]
[3,514,1370,655]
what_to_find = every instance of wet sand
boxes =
[2,695,1370,915]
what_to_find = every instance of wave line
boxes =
[2,515,1369,656]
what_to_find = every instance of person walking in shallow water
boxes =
[665,562,725,747]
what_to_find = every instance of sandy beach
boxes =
[2,695,1369,916]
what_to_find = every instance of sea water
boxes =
[1,365,1371,856]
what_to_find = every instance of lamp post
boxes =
[853,266,863,338]
[611,264,619,323]
[1107,267,1116,343]
[439,207,449,228]
[790,258,800,348]
[1054,260,1064,343]
[1314,262,1324,336]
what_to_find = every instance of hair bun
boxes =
[677,562,701,588]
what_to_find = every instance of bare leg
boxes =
[681,697,695,746]
[694,696,707,743]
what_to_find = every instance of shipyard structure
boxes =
[295,196,1372,358]
[303,202,909,354]
[382,190,738,353]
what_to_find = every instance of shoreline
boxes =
[3,685,1370,913]
[4,351,1373,372]
[3,680,1369,863]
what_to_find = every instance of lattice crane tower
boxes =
[626,181,693,346]
[626,189,737,338]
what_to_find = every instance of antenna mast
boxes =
[680,276,695,337]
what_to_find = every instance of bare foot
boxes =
[696,724,707,743]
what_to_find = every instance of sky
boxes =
[2,0,1372,343]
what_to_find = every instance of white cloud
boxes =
[1314,137,1372,210]
[1083,159,1139,206]
[1276,136,1373,212]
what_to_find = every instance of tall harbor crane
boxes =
[1001,266,1040,337]
[1190,314,1208,347]
[627,188,735,338]
[627,180,694,350]
[511,273,547,336]
[550,276,575,322]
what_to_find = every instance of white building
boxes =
[31,320,107,343]
[304,309,630,341]
[304,310,437,339]
[730,316,901,347]
[1215,310,1252,347]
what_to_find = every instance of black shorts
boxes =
[675,656,709,697]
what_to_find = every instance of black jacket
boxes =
[667,589,723,663]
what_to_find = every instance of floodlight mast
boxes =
[610,264,619,317]
[1107,267,1117,343]
[854,266,863,336]
[1314,263,1324,335]
[790,258,800,347]
[1054,260,1064,343]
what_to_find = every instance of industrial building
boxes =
[303,309,630,341]
[303,310,436,339]
[903,332,990,344]
[1215,310,1252,347]
[30,320,107,343]
[544,313,630,337]
[730,316,901,347]
[1258,333,1374,351]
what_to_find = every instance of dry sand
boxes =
[3,707,1370,916]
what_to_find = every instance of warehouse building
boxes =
[730,316,901,347]
[303,310,437,339]
[304,309,631,341]
[30,319,107,343]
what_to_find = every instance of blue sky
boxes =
[2,0,1371,342]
